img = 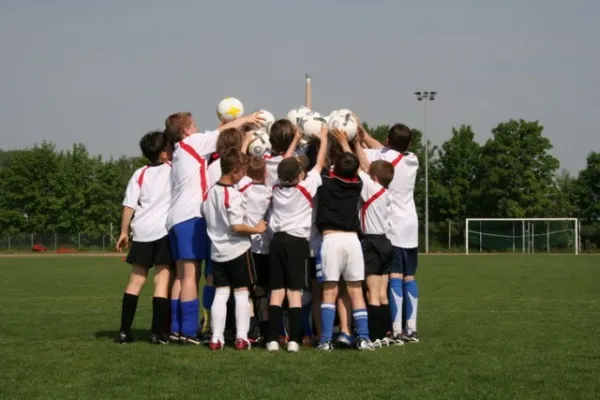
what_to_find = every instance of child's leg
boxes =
[337,282,353,335]
[170,277,181,336]
[234,287,251,341]
[389,247,405,338]
[267,236,286,345]
[301,290,313,342]
[151,265,171,337]
[320,281,339,343]
[286,288,302,345]
[366,275,382,340]
[402,248,419,338]
[210,286,230,343]
[311,278,322,338]
[201,245,216,334]
[379,274,391,335]
[120,265,148,335]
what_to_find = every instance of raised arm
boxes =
[312,124,328,175]
[353,139,371,172]
[217,112,265,133]
[284,124,303,157]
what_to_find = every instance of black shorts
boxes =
[269,232,310,290]
[125,236,172,268]
[309,257,317,280]
[252,253,270,290]
[362,234,393,276]
[391,246,418,276]
[213,250,257,289]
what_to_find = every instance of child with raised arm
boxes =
[202,148,267,351]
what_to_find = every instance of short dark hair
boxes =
[368,160,395,188]
[387,124,411,153]
[269,119,295,154]
[277,157,307,185]
[220,148,249,175]
[164,112,193,143]
[139,130,168,163]
[216,128,243,155]
[326,140,344,169]
[246,156,266,182]
[334,152,359,179]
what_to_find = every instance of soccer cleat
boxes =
[180,335,201,345]
[234,338,252,351]
[169,332,181,343]
[266,341,280,352]
[209,340,224,351]
[278,335,289,347]
[401,332,420,343]
[379,337,392,347]
[372,339,383,349]
[356,337,376,351]
[315,340,333,351]
[115,331,134,344]
[335,332,354,349]
[149,333,168,345]
[302,336,314,348]
[287,341,300,353]
[248,325,262,346]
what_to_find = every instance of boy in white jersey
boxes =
[238,156,272,342]
[335,131,396,346]
[202,149,267,351]
[164,111,262,345]
[361,123,420,343]
[115,131,173,345]
[200,128,252,342]
[264,119,304,187]
[265,125,328,353]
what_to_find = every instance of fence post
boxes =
[78,232,81,250]
[54,233,58,252]
[8,235,11,252]
[31,233,34,248]
[102,235,105,251]
[448,220,451,250]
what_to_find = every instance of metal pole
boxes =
[305,74,312,109]
[465,219,469,255]
[8,235,10,252]
[78,232,81,250]
[424,100,429,254]
[31,233,34,248]
[479,221,482,253]
[54,232,58,252]
[575,219,579,255]
[448,220,451,250]
[512,223,515,252]
[102,235,105,251]
[522,221,525,253]
[546,222,550,253]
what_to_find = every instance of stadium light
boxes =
[414,90,437,253]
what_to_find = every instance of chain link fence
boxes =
[0,233,116,253]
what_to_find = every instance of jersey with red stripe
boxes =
[364,148,419,248]
[358,171,390,235]
[263,148,306,188]
[269,169,322,239]
[167,131,219,229]
[206,158,222,188]
[202,182,251,262]
[123,163,172,242]
[238,176,272,254]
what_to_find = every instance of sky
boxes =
[1,0,599,173]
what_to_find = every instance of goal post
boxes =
[465,218,579,255]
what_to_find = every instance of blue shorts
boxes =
[391,247,418,276]
[168,217,208,262]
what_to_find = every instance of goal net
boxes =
[465,218,579,255]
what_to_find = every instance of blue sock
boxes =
[389,278,404,333]
[352,309,369,340]
[202,285,216,310]
[320,303,336,342]
[170,299,180,334]
[403,280,419,334]
[180,299,199,337]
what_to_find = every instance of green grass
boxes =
[0,255,599,400]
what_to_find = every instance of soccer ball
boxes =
[286,108,301,126]
[257,110,275,132]
[328,112,358,142]
[247,130,272,157]
[298,113,326,138]
[336,108,352,116]
[217,97,244,121]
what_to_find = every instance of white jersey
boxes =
[206,157,221,188]
[202,183,251,262]
[167,131,219,229]
[364,148,419,248]
[238,176,272,254]
[263,148,306,188]
[269,169,322,239]
[123,163,172,242]
[358,171,390,235]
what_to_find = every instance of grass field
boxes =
[0,255,599,400]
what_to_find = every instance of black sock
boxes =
[151,297,169,335]
[367,305,380,340]
[120,293,139,334]
[267,306,282,343]
[259,320,269,340]
[381,304,391,335]
[287,307,302,344]
[250,316,258,329]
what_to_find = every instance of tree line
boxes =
[0,119,598,251]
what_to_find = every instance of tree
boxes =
[574,152,600,249]
[475,120,560,218]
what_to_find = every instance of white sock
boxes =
[234,290,250,340]
[210,287,230,342]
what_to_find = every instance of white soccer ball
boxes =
[297,106,311,117]
[286,109,300,126]
[298,113,326,138]
[336,108,352,115]
[217,97,244,121]
[247,130,272,157]
[328,112,358,142]
[257,110,275,132]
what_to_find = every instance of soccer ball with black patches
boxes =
[286,106,311,126]
[247,130,272,157]
[298,112,326,139]
[217,97,244,122]
[328,112,358,142]
[257,110,275,133]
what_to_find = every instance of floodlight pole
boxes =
[414,90,437,253]
[305,74,312,109]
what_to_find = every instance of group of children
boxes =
[115,110,420,352]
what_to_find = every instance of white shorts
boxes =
[319,232,364,282]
